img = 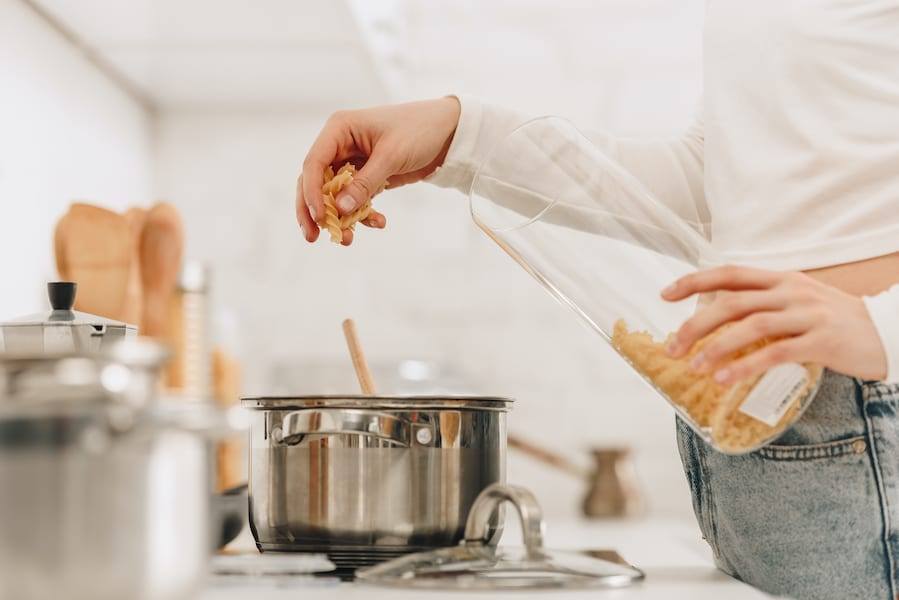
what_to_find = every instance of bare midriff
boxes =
[803,252,899,297]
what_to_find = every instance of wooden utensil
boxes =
[340,320,578,471]
[121,207,148,327]
[337,319,641,517]
[340,319,582,469]
[508,435,589,478]
[139,202,184,339]
[53,203,133,322]
[212,346,244,491]
[341,318,377,394]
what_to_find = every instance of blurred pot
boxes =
[0,341,219,600]
[0,282,135,354]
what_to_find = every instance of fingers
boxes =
[302,122,343,224]
[668,290,788,357]
[691,311,811,374]
[341,210,386,245]
[336,153,393,216]
[295,175,320,242]
[662,265,783,301]
[714,336,811,385]
[361,209,387,229]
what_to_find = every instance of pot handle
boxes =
[464,483,546,558]
[279,409,421,447]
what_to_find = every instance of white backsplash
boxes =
[152,109,695,518]
[151,1,705,519]
[0,0,153,319]
[3,0,707,521]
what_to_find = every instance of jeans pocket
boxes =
[753,434,869,461]
[701,438,889,600]
[675,418,717,552]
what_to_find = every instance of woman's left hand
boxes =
[662,265,887,384]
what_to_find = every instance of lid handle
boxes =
[464,483,546,558]
[48,281,77,311]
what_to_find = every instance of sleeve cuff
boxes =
[426,95,529,195]
[864,284,899,384]
[425,94,485,193]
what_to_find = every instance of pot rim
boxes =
[240,395,513,411]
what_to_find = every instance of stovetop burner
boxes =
[257,543,435,579]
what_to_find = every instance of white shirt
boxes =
[428,0,899,382]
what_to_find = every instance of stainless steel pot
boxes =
[0,342,219,600]
[242,395,511,567]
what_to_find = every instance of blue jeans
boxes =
[677,370,899,600]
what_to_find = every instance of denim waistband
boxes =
[863,379,899,407]
[771,369,866,447]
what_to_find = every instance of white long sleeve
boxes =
[428,3,899,383]
[428,95,708,233]
[430,4,899,272]
[864,285,899,384]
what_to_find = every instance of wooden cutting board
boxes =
[139,202,184,338]
[54,203,133,322]
[121,207,148,326]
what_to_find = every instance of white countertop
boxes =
[200,517,775,600]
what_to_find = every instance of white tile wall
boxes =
[153,1,706,519]
[3,0,708,520]
[154,107,698,518]
[0,0,153,317]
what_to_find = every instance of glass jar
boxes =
[469,116,822,454]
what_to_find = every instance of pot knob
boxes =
[48,282,77,320]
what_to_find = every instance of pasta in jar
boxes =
[611,320,823,453]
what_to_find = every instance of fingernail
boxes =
[666,341,680,356]
[690,353,705,371]
[307,203,318,221]
[337,195,355,213]
[662,283,677,296]
[714,368,730,384]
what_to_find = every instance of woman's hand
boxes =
[662,265,888,384]
[296,97,461,245]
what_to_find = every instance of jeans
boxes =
[677,370,899,600]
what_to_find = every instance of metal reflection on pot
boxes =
[241,394,512,570]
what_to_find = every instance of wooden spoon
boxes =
[341,318,377,394]
[139,202,184,339]
[340,319,585,477]
[508,435,589,478]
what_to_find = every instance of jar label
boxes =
[738,363,809,426]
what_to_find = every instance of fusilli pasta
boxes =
[320,163,382,244]
[611,319,821,452]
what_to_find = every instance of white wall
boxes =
[154,108,696,519]
[153,1,705,519]
[0,0,706,519]
[0,0,153,317]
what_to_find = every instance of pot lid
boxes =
[241,395,512,411]
[357,484,644,590]
[2,282,135,330]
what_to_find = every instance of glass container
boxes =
[469,116,822,453]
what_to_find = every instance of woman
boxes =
[295,4,899,598]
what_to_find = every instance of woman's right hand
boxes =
[296,97,461,245]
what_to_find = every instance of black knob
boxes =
[48,282,77,311]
